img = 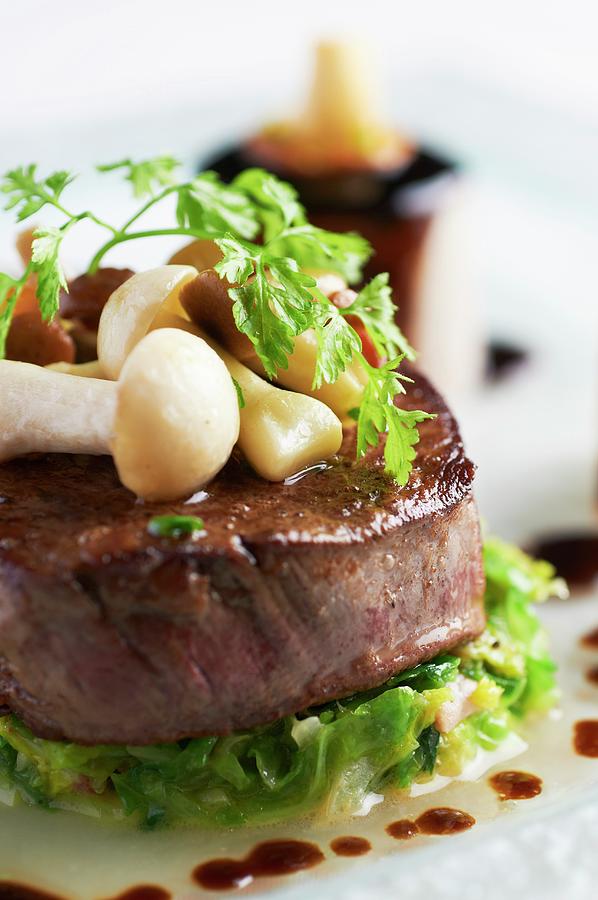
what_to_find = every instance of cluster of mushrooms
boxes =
[0,239,369,501]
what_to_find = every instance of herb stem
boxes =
[87,227,211,274]
[118,185,183,234]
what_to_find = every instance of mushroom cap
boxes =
[98,265,198,380]
[168,238,223,271]
[111,328,240,501]
[180,269,256,364]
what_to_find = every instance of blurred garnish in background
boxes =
[205,41,482,401]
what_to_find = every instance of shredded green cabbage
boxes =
[0,538,562,828]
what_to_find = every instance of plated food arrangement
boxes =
[0,154,573,895]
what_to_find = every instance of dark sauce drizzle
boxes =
[586,665,598,686]
[574,720,598,758]
[489,770,543,801]
[416,807,476,835]
[0,885,64,900]
[530,533,598,591]
[103,888,171,900]
[386,819,419,840]
[330,836,371,857]
[386,807,475,840]
[193,839,325,892]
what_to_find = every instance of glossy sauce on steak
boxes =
[0,372,485,744]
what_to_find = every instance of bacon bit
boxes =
[435,676,478,734]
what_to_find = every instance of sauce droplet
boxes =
[193,839,325,891]
[489,770,543,800]
[386,807,475,840]
[486,341,529,382]
[530,533,598,591]
[102,888,170,900]
[386,819,419,840]
[330,836,371,857]
[0,885,64,900]
[415,807,476,835]
[574,720,598,757]
[587,665,598,685]
[581,627,598,649]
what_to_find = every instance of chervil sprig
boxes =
[97,156,180,199]
[214,234,317,378]
[231,168,371,282]
[355,357,435,483]
[1,165,76,222]
[341,273,416,361]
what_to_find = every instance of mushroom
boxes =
[16,227,36,267]
[97,265,198,379]
[168,238,223,271]
[179,270,367,419]
[152,310,343,482]
[6,307,76,367]
[0,328,240,501]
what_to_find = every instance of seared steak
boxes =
[0,371,485,745]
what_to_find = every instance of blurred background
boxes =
[1,0,597,546]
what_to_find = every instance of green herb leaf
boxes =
[1,164,75,221]
[0,274,19,358]
[232,168,305,240]
[215,234,317,379]
[177,172,259,240]
[343,273,416,361]
[273,224,372,284]
[356,358,435,485]
[31,227,67,320]
[418,725,441,773]
[229,277,297,378]
[232,377,246,409]
[147,515,206,539]
[265,258,316,331]
[312,306,362,390]
[213,235,256,283]
[98,156,181,198]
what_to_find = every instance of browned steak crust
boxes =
[0,370,485,744]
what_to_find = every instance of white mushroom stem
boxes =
[0,329,240,501]
[0,362,115,460]
[152,312,343,482]
[168,238,223,271]
[260,329,368,422]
